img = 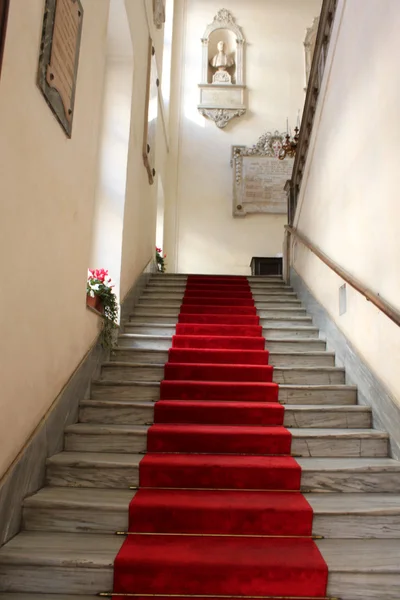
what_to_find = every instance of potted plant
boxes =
[87,269,119,348]
[156,246,167,273]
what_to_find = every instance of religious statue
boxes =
[210,41,235,83]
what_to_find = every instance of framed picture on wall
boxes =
[142,37,159,185]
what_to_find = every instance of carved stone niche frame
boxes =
[198,9,246,129]
[231,132,294,217]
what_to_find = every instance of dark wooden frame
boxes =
[286,0,338,225]
[0,0,10,77]
[37,0,84,138]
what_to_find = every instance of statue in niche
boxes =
[210,41,235,83]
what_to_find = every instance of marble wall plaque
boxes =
[231,132,293,217]
[37,0,83,138]
[200,85,244,108]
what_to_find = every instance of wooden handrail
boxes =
[286,0,338,225]
[286,226,400,328]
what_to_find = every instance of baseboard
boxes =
[0,258,156,547]
[291,267,400,460]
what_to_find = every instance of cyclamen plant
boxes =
[155,246,167,273]
[87,269,119,349]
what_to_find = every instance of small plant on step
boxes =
[87,269,119,349]
[156,246,167,273]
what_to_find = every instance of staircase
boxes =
[1,273,400,599]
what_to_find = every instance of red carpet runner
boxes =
[114,275,329,599]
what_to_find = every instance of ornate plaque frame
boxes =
[37,0,84,138]
[142,38,159,186]
[231,132,293,217]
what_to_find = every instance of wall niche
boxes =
[198,8,246,129]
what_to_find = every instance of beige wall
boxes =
[120,0,170,298]
[293,0,400,402]
[0,0,110,477]
[0,0,172,478]
[165,0,321,274]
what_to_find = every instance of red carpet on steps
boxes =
[113,275,329,599]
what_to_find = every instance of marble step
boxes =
[150,275,284,282]
[2,533,400,598]
[64,423,388,457]
[130,306,308,318]
[111,348,336,367]
[45,453,400,492]
[138,298,303,307]
[79,399,371,428]
[141,291,298,300]
[22,487,400,539]
[2,532,400,598]
[123,323,320,339]
[146,282,290,289]
[117,334,327,352]
[128,316,314,328]
[100,362,346,385]
[91,381,357,405]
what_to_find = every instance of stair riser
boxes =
[64,432,387,458]
[78,406,371,429]
[267,340,326,352]
[129,316,178,325]
[326,571,400,599]
[45,464,400,493]
[111,349,336,367]
[264,328,319,340]
[22,506,129,535]
[100,365,345,385]
[0,565,112,595]
[80,404,154,425]
[23,506,400,539]
[91,383,356,405]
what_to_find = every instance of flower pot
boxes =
[86,294,103,313]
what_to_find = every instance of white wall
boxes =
[0,0,110,477]
[293,0,400,402]
[119,0,171,298]
[91,0,133,300]
[165,0,321,274]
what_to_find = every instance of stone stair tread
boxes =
[66,422,383,439]
[93,380,355,391]
[23,487,132,509]
[112,348,335,358]
[25,486,400,515]
[0,531,120,567]
[47,451,400,471]
[80,398,367,410]
[297,457,400,470]
[104,360,343,372]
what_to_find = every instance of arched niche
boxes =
[198,9,246,129]
[200,8,245,85]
